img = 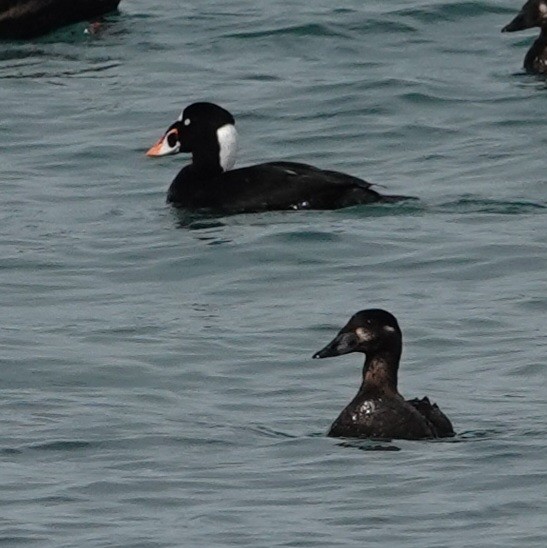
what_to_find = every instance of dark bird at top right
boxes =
[502,0,547,74]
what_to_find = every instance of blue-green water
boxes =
[1,1,546,546]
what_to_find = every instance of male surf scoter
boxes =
[147,102,415,214]
[502,0,547,73]
[0,0,121,39]
[313,309,455,440]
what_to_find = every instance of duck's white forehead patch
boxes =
[356,327,373,342]
[217,123,238,172]
[177,111,184,121]
[540,2,547,15]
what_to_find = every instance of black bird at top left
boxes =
[0,0,121,39]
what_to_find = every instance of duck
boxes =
[502,0,547,74]
[313,309,455,440]
[0,0,121,40]
[146,102,415,214]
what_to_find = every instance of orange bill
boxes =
[146,128,179,157]
[146,136,166,157]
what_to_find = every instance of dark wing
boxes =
[261,162,414,207]
[217,162,383,212]
[407,397,455,438]
[263,162,375,190]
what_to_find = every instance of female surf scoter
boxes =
[147,102,414,214]
[502,0,547,73]
[313,309,455,440]
[0,0,121,39]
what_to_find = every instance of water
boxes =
[0,0,546,546]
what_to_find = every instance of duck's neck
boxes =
[525,27,547,71]
[361,346,401,397]
[191,123,238,175]
[191,147,224,177]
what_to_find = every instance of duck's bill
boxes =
[502,12,528,32]
[146,128,180,157]
[312,332,359,359]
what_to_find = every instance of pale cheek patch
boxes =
[356,327,373,342]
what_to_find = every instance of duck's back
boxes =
[328,391,437,440]
[407,396,455,438]
[168,161,409,213]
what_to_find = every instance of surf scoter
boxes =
[0,0,121,39]
[502,0,547,73]
[146,102,415,214]
[313,309,455,440]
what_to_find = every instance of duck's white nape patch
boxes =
[217,123,238,171]
[383,325,396,333]
[540,2,547,16]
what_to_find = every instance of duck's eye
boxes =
[183,118,191,126]
[167,130,179,148]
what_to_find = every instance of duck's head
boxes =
[502,0,547,32]
[312,309,402,359]
[146,102,238,172]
